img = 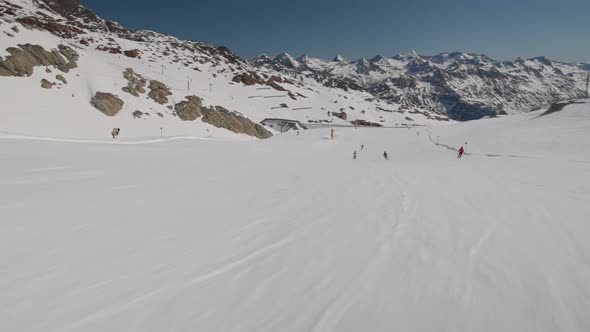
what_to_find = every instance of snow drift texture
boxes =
[0,101,589,332]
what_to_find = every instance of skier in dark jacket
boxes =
[383,151,389,160]
[457,146,465,159]
[353,151,357,160]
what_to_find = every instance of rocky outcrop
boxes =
[40,79,55,89]
[174,96,203,121]
[0,44,78,77]
[58,44,79,65]
[332,111,347,120]
[90,92,124,116]
[201,106,272,139]
[96,45,122,54]
[122,68,146,97]
[56,74,67,84]
[16,16,85,39]
[173,95,272,138]
[267,75,283,83]
[267,80,286,91]
[232,72,263,86]
[124,49,140,58]
[148,80,172,104]
[350,119,383,127]
[132,110,145,118]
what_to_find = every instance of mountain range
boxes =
[250,52,589,120]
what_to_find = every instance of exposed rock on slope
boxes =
[201,106,272,139]
[350,119,383,127]
[57,44,79,65]
[55,74,67,84]
[173,95,273,138]
[40,78,55,89]
[90,92,124,116]
[0,44,77,76]
[148,80,172,104]
[174,96,203,121]
[124,49,140,58]
[122,68,146,97]
[232,72,262,86]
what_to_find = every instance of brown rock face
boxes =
[58,44,79,64]
[38,0,85,18]
[174,96,203,121]
[201,106,272,139]
[90,92,124,116]
[124,49,141,58]
[16,16,85,39]
[173,94,272,138]
[267,80,286,91]
[232,72,262,86]
[56,75,67,84]
[96,45,122,54]
[332,111,348,120]
[350,119,383,127]
[122,68,147,97]
[0,44,78,77]
[267,75,283,83]
[148,80,172,104]
[35,0,105,35]
[41,79,55,89]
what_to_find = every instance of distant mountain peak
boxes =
[297,54,320,63]
[333,55,347,62]
[274,52,293,59]
[392,50,423,61]
[274,53,300,68]
[370,55,387,62]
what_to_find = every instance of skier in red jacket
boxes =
[457,146,465,159]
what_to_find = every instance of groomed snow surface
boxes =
[1,103,590,332]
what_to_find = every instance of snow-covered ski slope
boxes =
[1,101,589,332]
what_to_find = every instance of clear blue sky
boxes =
[84,0,590,63]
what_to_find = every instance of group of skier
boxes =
[348,131,466,161]
[352,146,389,160]
[329,129,466,161]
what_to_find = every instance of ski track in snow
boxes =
[1,106,590,332]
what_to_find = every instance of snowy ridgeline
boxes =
[0,100,589,332]
[251,52,589,120]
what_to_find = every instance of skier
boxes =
[111,128,120,139]
[330,129,334,140]
[361,144,364,151]
[353,151,357,160]
[383,151,389,160]
[457,146,465,159]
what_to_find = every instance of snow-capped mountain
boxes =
[250,51,589,120]
[0,0,448,140]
